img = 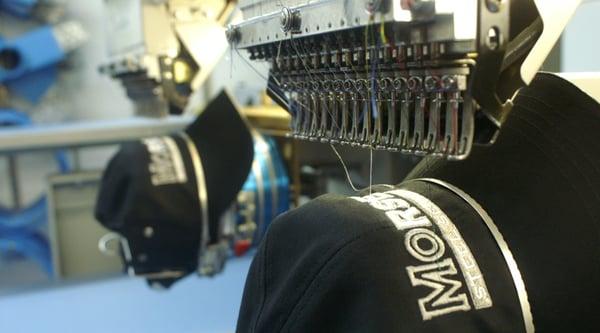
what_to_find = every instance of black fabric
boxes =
[399,180,527,332]
[406,73,600,332]
[237,185,528,332]
[95,90,254,288]
[236,73,600,332]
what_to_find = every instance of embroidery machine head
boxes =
[227,0,581,160]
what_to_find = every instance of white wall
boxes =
[562,0,600,72]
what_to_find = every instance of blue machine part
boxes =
[0,107,32,124]
[0,108,69,276]
[0,0,38,17]
[241,133,290,244]
[0,197,47,230]
[0,229,52,275]
[0,25,64,103]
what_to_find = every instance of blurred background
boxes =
[0,0,598,332]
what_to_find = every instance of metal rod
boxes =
[8,154,20,209]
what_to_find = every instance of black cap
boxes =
[236,73,600,332]
[95,90,254,288]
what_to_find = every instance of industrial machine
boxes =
[227,0,580,159]
[88,0,597,289]
[99,0,236,116]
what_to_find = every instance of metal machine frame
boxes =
[227,0,581,159]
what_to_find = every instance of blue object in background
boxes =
[267,138,291,221]
[0,108,70,276]
[0,0,38,18]
[0,25,64,103]
[242,133,290,244]
[0,197,47,230]
[0,229,52,274]
[0,107,32,125]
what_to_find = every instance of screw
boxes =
[441,75,456,90]
[485,0,502,13]
[280,7,301,33]
[143,226,154,238]
[226,25,241,44]
[424,76,439,91]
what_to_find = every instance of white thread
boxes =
[330,144,360,192]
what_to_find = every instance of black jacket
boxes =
[236,73,600,332]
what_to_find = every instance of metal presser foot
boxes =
[279,68,473,159]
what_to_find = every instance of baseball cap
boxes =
[95,90,254,288]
